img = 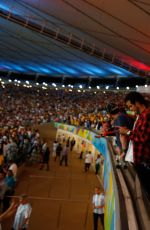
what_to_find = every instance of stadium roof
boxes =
[0,0,150,88]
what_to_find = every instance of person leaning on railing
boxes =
[119,92,150,198]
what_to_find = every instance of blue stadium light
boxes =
[0,3,11,12]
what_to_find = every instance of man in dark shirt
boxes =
[106,103,133,168]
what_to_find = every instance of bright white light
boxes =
[94,92,97,94]
[36,82,39,85]
[71,85,73,88]
[126,86,130,90]
[14,79,18,82]
[78,89,81,92]
[103,91,106,94]
[18,80,21,84]
[79,85,82,89]
[69,89,72,92]
[89,86,91,89]
[136,85,138,88]
[145,84,148,87]
[0,78,1,81]
[8,79,12,82]
[62,85,65,88]
[106,86,109,89]
[52,83,56,87]
[23,84,27,87]
[117,87,119,90]
[97,86,100,89]
[42,86,46,90]
[26,80,29,84]
[56,88,58,90]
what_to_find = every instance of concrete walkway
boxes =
[2,150,102,230]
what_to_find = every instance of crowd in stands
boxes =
[0,84,128,129]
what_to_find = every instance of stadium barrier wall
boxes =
[54,122,121,230]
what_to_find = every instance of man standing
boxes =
[120,92,150,196]
[106,103,133,168]
[92,186,104,230]
[84,151,93,172]
[12,194,32,230]
[60,144,69,166]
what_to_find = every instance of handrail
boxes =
[107,138,150,230]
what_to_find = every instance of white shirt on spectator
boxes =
[9,163,18,180]
[85,153,93,164]
[92,193,104,214]
[13,203,32,229]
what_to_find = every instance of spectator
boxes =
[95,154,101,175]
[0,171,8,212]
[3,170,16,212]
[8,160,18,181]
[92,186,104,230]
[70,137,76,151]
[60,144,69,166]
[120,92,150,196]
[12,194,32,230]
[106,103,133,168]
[52,140,58,160]
[55,143,62,161]
[84,151,93,172]
[40,143,50,171]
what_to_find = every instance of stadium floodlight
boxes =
[8,79,12,82]
[126,86,130,90]
[105,86,109,89]
[36,82,39,85]
[42,86,46,90]
[62,85,65,88]
[79,85,82,89]
[52,83,56,87]
[25,80,29,84]
[97,86,100,89]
